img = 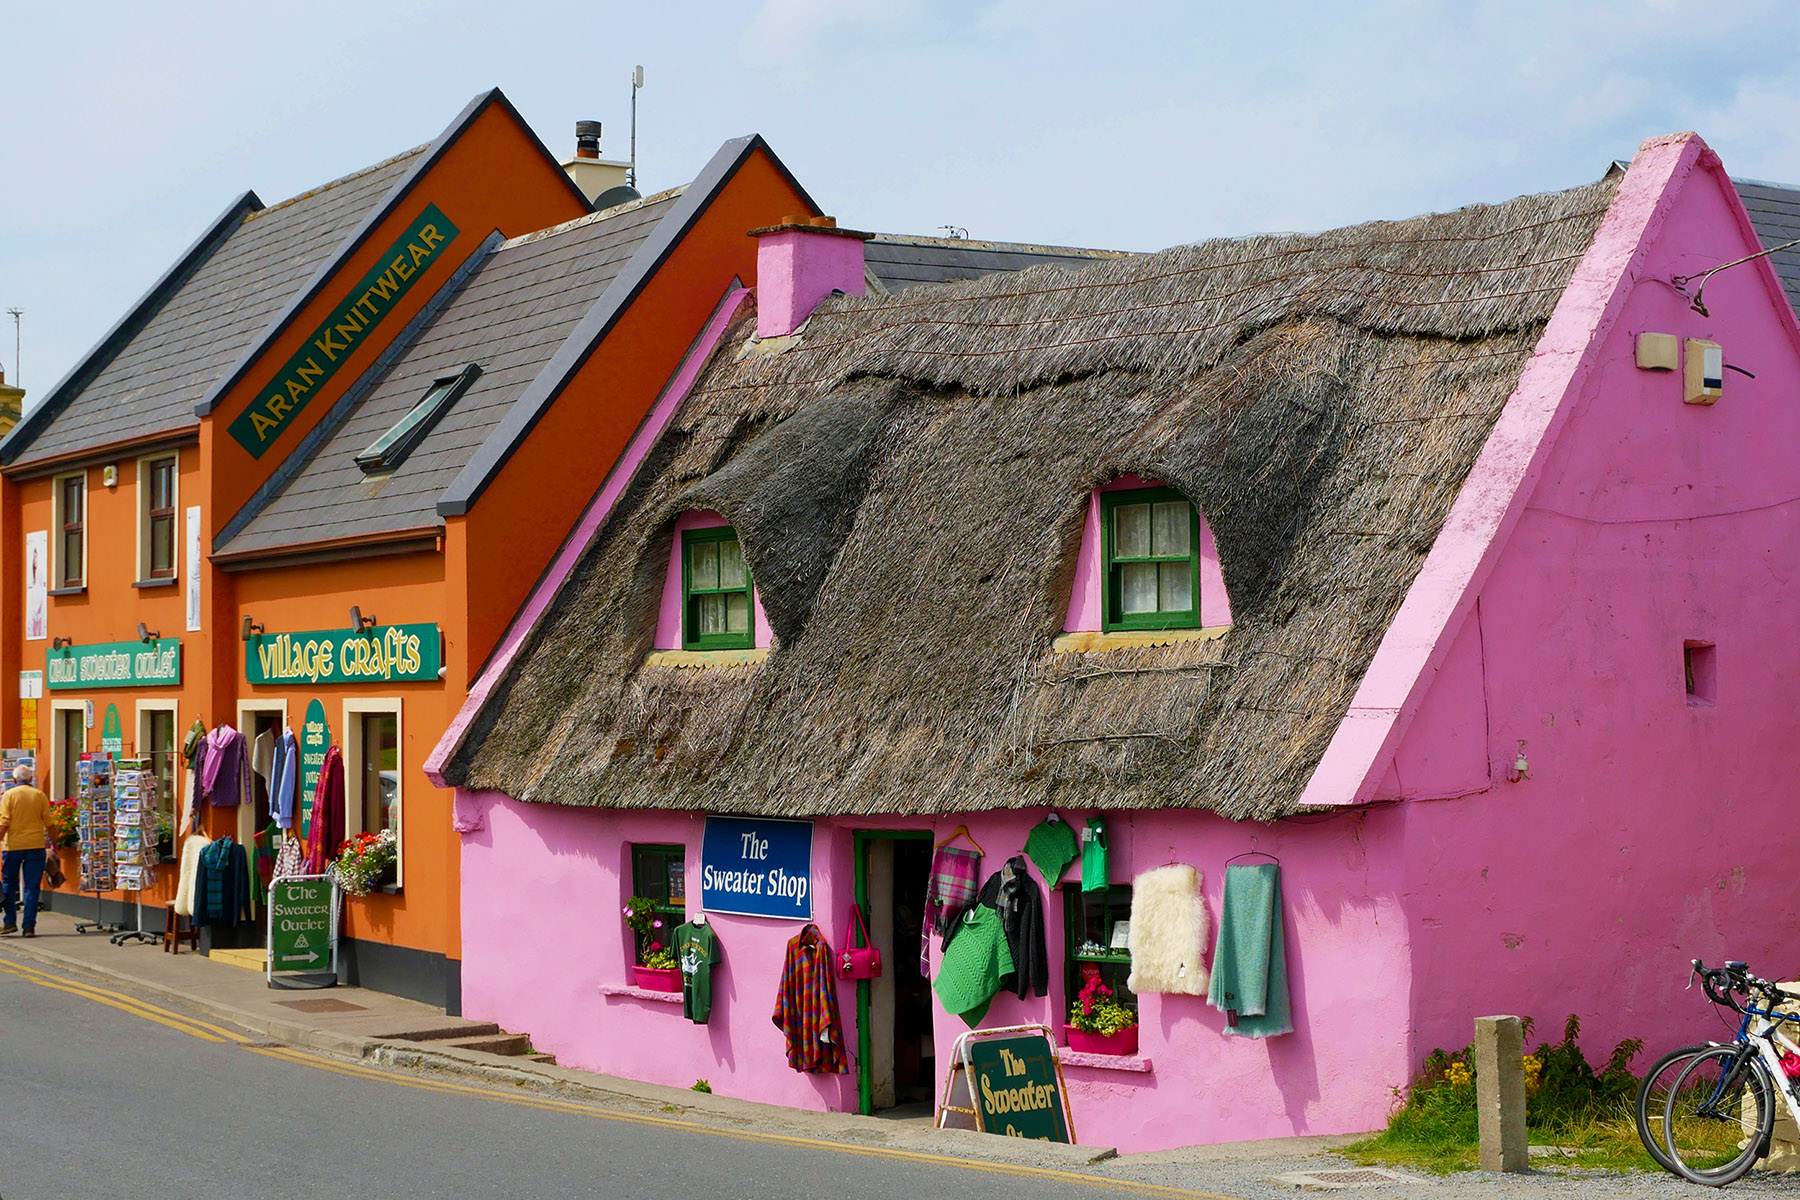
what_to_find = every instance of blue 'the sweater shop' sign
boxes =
[700,816,814,920]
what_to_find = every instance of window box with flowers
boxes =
[331,829,398,897]
[1067,977,1139,1056]
[625,895,681,991]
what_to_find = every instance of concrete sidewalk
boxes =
[0,908,1365,1176]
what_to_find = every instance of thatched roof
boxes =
[445,176,1620,821]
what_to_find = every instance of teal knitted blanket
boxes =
[1206,863,1292,1039]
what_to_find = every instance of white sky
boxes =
[5,0,1800,403]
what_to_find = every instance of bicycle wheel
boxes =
[1663,1044,1776,1185]
[1637,1043,1715,1174]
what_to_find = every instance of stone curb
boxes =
[0,935,1117,1169]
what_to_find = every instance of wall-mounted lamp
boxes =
[348,606,377,632]
[51,635,74,650]
[137,622,160,644]
[102,464,119,489]
[241,616,265,642]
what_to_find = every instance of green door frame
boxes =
[851,828,934,1117]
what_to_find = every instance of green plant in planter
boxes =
[641,940,678,971]
[1068,978,1137,1035]
[623,896,673,965]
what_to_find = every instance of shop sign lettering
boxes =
[966,1031,1072,1143]
[47,640,182,690]
[246,624,440,686]
[700,816,814,920]
[228,204,461,458]
[267,874,339,979]
[299,699,329,838]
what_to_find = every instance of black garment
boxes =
[958,856,1048,999]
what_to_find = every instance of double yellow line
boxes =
[0,948,1239,1200]
[0,952,251,1044]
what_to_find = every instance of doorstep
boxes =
[208,946,267,973]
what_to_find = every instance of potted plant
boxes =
[625,896,681,991]
[1067,977,1139,1055]
[330,828,398,897]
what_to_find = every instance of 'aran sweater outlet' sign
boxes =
[227,204,461,457]
[700,816,814,920]
[47,640,182,689]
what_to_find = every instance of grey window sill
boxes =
[47,585,86,596]
[132,577,178,589]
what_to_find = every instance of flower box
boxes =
[632,965,682,992]
[1067,1026,1138,1056]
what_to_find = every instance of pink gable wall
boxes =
[1064,475,1230,631]
[652,509,775,649]
[1378,138,1800,1064]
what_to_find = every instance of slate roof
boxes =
[1735,178,1800,317]
[218,191,681,555]
[7,149,426,467]
[864,233,1126,292]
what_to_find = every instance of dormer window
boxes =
[1102,486,1200,631]
[683,526,754,650]
[355,364,480,474]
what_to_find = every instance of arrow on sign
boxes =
[279,950,322,965]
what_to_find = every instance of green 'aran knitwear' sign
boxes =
[247,624,441,686]
[228,204,460,458]
[299,699,330,838]
[47,640,182,689]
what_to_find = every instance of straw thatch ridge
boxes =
[447,176,1619,821]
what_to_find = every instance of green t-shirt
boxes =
[673,921,721,1024]
[1081,817,1108,892]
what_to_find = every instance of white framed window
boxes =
[52,471,87,590]
[137,454,179,582]
[49,699,87,802]
[135,699,179,855]
[236,701,287,847]
[342,698,403,888]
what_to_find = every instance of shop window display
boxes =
[1063,883,1136,1015]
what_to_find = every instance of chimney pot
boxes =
[750,220,873,339]
[809,215,837,228]
[575,120,603,160]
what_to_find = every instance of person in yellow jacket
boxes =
[0,764,53,937]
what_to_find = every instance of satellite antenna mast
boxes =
[6,309,20,385]
[629,65,645,189]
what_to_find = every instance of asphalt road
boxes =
[0,956,1232,1200]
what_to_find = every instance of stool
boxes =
[163,905,198,954]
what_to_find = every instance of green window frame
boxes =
[682,526,755,650]
[1101,485,1201,631]
[630,843,687,950]
[1064,883,1137,1015]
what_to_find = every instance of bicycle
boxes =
[1646,960,1800,1185]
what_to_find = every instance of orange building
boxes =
[0,89,821,1008]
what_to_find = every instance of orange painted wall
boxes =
[458,148,815,673]
[231,550,457,958]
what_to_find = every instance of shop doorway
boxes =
[236,703,286,855]
[852,830,934,1116]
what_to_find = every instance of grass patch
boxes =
[1344,1015,1661,1175]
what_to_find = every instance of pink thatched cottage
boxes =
[426,132,1800,1152]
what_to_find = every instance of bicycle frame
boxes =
[1698,998,1800,1126]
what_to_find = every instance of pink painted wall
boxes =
[754,227,867,339]
[1379,141,1800,1067]
[1063,475,1230,632]
[652,509,775,649]
[458,790,1414,1151]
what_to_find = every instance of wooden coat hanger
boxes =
[935,824,984,854]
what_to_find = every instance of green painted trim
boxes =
[1100,485,1202,632]
[681,525,755,651]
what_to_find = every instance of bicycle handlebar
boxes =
[1692,958,1787,1015]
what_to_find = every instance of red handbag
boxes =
[839,904,883,979]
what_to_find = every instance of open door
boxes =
[854,830,935,1115]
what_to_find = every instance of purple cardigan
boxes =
[200,727,245,807]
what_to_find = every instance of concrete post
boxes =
[1474,1015,1529,1172]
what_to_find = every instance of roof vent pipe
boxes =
[575,120,603,160]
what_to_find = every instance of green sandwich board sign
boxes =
[940,1025,1074,1143]
[267,875,339,984]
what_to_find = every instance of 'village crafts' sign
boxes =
[246,625,441,686]
[227,204,461,458]
[699,816,814,920]
[47,640,182,690]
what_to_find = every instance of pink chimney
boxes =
[750,216,873,339]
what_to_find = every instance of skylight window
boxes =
[355,364,480,473]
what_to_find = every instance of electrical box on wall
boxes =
[101,464,118,488]
[1637,332,1678,371]
[1685,339,1723,405]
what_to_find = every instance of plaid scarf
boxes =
[771,924,847,1074]
[922,843,982,976]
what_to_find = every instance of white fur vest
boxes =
[1126,864,1209,995]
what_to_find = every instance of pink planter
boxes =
[1067,1026,1139,1056]
[632,965,682,992]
